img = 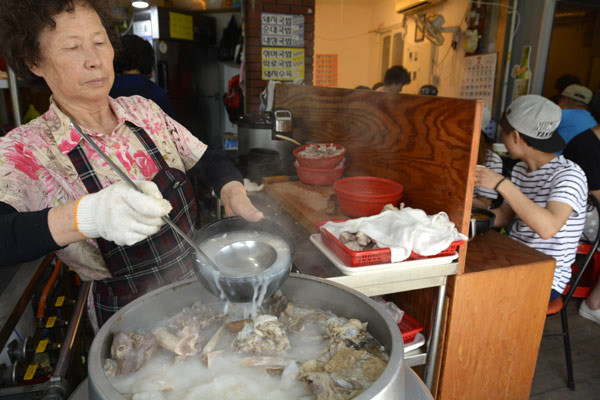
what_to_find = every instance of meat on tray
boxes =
[339,231,377,251]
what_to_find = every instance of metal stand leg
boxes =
[561,308,575,390]
[424,282,447,391]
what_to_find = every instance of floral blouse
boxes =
[0,96,207,280]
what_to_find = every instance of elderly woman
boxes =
[0,0,263,327]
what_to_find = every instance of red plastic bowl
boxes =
[334,176,404,217]
[293,143,347,169]
[294,161,346,186]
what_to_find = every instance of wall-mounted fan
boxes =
[414,13,459,47]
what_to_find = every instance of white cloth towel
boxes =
[322,208,467,263]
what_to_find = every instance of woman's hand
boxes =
[76,181,172,246]
[220,181,264,222]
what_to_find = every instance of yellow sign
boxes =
[55,296,65,307]
[169,12,194,41]
[46,316,56,328]
[24,364,37,381]
[261,47,305,81]
[36,339,49,354]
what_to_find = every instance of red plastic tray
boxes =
[398,312,424,343]
[317,220,462,267]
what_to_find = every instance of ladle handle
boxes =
[70,121,206,257]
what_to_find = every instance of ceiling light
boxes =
[132,1,149,8]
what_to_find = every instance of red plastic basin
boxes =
[334,176,403,217]
[293,143,347,169]
[294,161,346,186]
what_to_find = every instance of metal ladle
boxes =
[70,121,281,301]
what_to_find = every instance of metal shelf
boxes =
[404,348,427,367]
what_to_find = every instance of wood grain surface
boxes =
[273,84,482,233]
[274,84,482,272]
[437,232,556,399]
[465,230,555,273]
[263,178,347,234]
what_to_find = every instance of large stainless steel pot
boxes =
[87,275,405,400]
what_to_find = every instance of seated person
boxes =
[563,124,600,242]
[476,95,588,302]
[579,245,600,325]
[556,84,597,150]
[592,89,600,121]
[473,108,503,209]
[418,84,438,96]
[549,73,580,104]
[473,135,503,210]
[376,65,411,93]
[110,34,174,117]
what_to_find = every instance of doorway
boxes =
[542,1,600,101]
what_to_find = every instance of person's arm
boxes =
[490,203,516,228]
[188,147,243,197]
[188,148,263,222]
[477,166,574,239]
[472,196,492,210]
[0,202,64,266]
[1,179,178,267]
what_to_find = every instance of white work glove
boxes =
[75,181,173,246]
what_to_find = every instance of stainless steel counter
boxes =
[248,189,458,390]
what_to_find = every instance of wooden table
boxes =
[436,231,555,399]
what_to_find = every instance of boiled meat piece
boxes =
[226,319,253,333]
[324,347,387,387]
[299,371,356,400]
[299,345,387,398]
[355,231,371,247]
[153,326,198,356]
[339,231,356,243]
[109,331,157,375]
[326,317,368,349]
[262,290,289,317]
[167,301,224,332]
[298,143,344,158]
[232,314,291,355]
[344,241,362,251]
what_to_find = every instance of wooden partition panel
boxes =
[273,84,482,241]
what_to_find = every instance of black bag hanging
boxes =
[218,16,241,62]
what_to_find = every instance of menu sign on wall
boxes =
[261,13,304,47]
[315,54,338,87]
[261,47,305,81]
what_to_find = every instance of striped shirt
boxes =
[506,156,588,293]
[474,149,503,200]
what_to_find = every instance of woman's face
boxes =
[29,3,114,108]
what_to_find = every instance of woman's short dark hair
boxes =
[383,65,411,87]
[114,35,155,76]
[0,0,119,81]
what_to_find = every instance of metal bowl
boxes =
[87,274,405,400]
[192,217,295,303]
[470,207,496,238]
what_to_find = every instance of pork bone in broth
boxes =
[106,297,389,400]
